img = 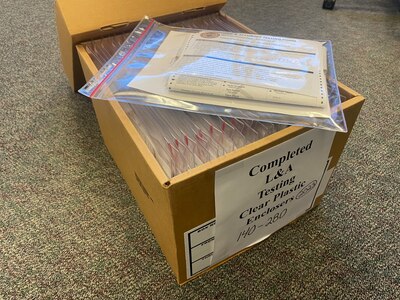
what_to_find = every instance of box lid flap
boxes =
[58,0,225,35]
[56,0,226,90]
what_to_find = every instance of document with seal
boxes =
[128,30,331,117]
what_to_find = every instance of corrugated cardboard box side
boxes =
[56,0,365,284]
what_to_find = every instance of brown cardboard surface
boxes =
[76,44,181,274]
[328,95,364,168]
[92,99,179,274]
[71,11,365,284]
[57,0,225,35]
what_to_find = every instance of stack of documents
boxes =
[124,104,285,177]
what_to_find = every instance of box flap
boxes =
[55,0,226,91]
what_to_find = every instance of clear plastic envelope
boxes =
[80,16,347,132]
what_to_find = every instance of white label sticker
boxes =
[212,129,335,264]
[184,220,216,278]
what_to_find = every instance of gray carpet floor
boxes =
[1,0,399,298]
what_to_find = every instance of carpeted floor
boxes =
[1,0,399,298]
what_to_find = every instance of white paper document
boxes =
[212,129,335,265]
[128,31,331,117]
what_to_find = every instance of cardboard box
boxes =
[56,0,364,284]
